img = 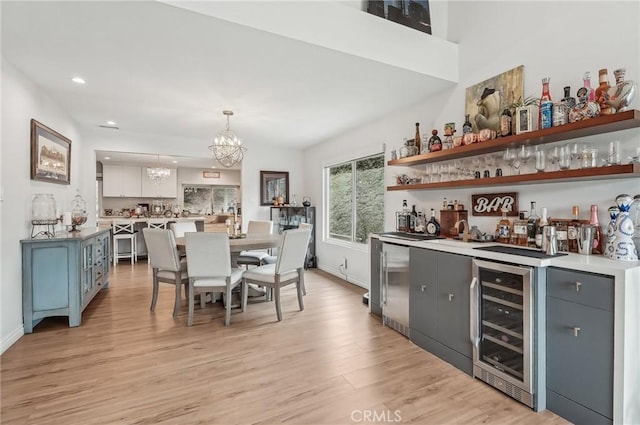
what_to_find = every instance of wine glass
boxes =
[517,145,532,172]
[547,146,560,171]
[534,146,546,172]
[503,147,521,175]
[484,154,496,177]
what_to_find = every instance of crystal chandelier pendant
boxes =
[209,110,247,167]
[147,155,171,183]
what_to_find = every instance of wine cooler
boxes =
[471,259,534,408]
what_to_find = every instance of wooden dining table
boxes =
[175,234,282,253]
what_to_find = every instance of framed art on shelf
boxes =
[30,119,71,185]
[515,105,539,134]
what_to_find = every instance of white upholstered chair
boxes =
[185,232,244,326]
[142,228,188,318]
[236,220,274,269]
[170,221,197,238]
[242,228,311,321]
[112,220,137,266]
[263,222,312,296]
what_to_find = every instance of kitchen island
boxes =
[370,235,639,425]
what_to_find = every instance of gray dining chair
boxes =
[236,220,274,269]
[142,228,188,318]
[241,228,311,321]
[185,232,244,326]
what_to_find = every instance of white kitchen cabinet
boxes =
[140,168,177,198]
[103,165,142,197]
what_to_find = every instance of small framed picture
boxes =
[515,105,539,135]
[203,171,220,178]
[30,119,71,185]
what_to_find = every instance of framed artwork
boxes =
[515,105,539,134]
[30,119,71,185]
[465,65,524,134]
[364,1,431,34]
[260,171,289,206]
[203,171,220,178]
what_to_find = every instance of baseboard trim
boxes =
[316,265,367,289]
[1,325,24,355]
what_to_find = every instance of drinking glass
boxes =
[535,147,546,172]
[580,146,598,168]
[440,164,450,182]
[607,140,621,165]
[569,142,583,169]
[429,164,439,183]
[484,154,496,177]
[547,146,560,171]
[518,145,532,172]
[559,145,571,170]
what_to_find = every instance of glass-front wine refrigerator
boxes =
[471,259,534,408]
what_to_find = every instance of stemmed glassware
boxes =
[547,146,560,171]
[503,147,521,175]
[517,145,532,173]
[534,146,546,172]
[559,145,571,170]
[569,142,583,169]
[484,154,496,177]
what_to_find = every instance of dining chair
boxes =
[142,228,188,318]
[236,220,274,269]
[185,232,244,326]
[112,220,137,266]
[263,222,312,296]
[147,219,167,229]
[170,221,197,238]
[242,228,311,321]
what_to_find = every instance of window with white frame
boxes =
[326,153,384,243]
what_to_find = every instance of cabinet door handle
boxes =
[573,326,581,337]
[448,293,454,302]
[575,281,582,292]
[421,285,427,292]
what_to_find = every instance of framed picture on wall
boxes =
[260,171,289,206]
[30,119,71,185]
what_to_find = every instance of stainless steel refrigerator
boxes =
[381,242,410,337]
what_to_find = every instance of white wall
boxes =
[303,0,640,288]
[1,58,85,353]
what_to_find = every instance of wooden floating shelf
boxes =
[387,163,640,191]
[388,110,640,167]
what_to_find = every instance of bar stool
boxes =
[147,219,167,229]
[113,220,137,266]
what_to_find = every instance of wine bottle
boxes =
[463,114,473,134]
[527,201,539,247]
[589,205,603,255]
[410,205,418,233]
[500,104,512,137]
[414,123,421,154]
[426,208,441,236]
[568,206,581,253]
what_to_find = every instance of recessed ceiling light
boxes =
[104,156,110,160]
[211,166,217,169]
[172,160,178,163]
[72,76,86,84]
[106,121,116,126]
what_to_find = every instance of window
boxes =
[326,154,384,243]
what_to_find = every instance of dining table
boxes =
[175,233,282,267]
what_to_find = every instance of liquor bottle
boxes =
[568,206,581,253]
[428,130,442,152]
[583,71,595,102]
[535,207,548,249]
[397,200,410,232]
[595,68,615,115]
[527,201,539,247]
[410,205,418,233]
[513,215,528,246]
[555,219,569,252]
[463,114,473,134]
[540,77,553,129]
[496,208,512,244]
[426,208,441,236]
[589,205,603,255]
[500,103,512,137]
[562,86,576,109]
[414,123,421,154]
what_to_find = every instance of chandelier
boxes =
[147,155,171,183]
[209,110,246,167]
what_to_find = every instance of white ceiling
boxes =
[95,150,230,170]
[1,1,454,160]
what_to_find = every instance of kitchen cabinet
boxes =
[103,165,142,197]
[387,110,640,191]
[270,206,316,268]
[369,237,382,317]
[546,267,614,425]
[140,168,177,198]
[21,229,111,333]
[409,247,472,375]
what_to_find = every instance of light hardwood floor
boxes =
[1,263,568,425]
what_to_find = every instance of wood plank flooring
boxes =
[1,262,568,424]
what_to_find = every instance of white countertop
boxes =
[373,234,640,275]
